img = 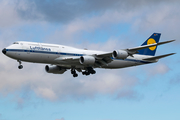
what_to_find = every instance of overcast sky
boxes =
[0,0,180,120]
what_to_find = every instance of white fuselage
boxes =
[4,41,154,69]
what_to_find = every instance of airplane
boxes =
[2,33,175,77]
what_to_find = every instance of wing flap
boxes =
[94,52,113,65]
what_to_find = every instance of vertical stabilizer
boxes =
[138,33,161,56]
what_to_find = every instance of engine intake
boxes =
[112,50,128,59]
[80,56,95,65]
[45,65,66,74]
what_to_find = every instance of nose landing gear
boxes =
[17,60,23,69]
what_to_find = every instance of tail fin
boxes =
[138,33,161,56]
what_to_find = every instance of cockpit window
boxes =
[13,42,19,44]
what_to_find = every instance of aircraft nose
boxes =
[2,48,6,54]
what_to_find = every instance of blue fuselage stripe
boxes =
[6,49,84,56]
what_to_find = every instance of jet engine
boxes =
[45,65,66,74]
[112,50,128,59]
[79,56,95,65]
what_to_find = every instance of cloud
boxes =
[1,0,180,44]
[148,63,170,75]
[45,10,136,44]
[0,0,179,105]
[35,87,58,100]
[15,0,123,23]
[0,0,21,28]
[41,0,180,47]
[132,2,180,39]
[14,0,180,23]
[135,63,171,84]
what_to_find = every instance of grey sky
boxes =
[15,0,180,23]
[0,0,179,102]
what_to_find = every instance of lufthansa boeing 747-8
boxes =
[2,33,175,77]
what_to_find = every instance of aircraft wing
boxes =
[93,39,175,66]
[126,40,175,54]
[54,52,113,67]
[95,40,175,58]
[92,52,113,66]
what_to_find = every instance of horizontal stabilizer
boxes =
[143,53,176,61]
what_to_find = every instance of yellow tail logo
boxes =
[147,38,156,51]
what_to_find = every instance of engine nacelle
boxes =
[79,56,95,65]
[112,50,128,59]
[45,65,66,74]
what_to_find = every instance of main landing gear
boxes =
[17,60,23,69]
[71,67,96,77]
[71,69,78,77]
[82,67,96,76]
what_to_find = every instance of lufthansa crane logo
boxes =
[147,38,156,51]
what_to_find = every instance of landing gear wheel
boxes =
[17,60,23,69]
[71,69,76,74]
[86,72,90,76]
[18,65,23,69]
[91,70,96,74]
[71,69,78,77]
[82,67,96,76]
[82,71,90,76]
[82,72,86,75]
[73,73,78,77]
